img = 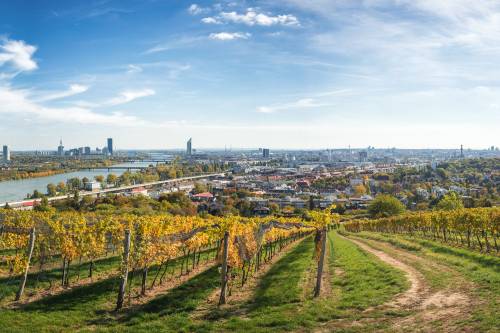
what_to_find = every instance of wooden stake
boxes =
[116,229,131,310]
[314,227,327,298]
[218,231,229,305]
[16,227,36,301]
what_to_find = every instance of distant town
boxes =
[0,138,498,215]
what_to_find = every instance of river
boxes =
[0,162,155,203]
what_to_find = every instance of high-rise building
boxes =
[107,138,113,156]
[57,139,64,156]
[262,148,270,158]
[84,146,91,155]
[460,144,464,158]
[187,138,192,155]
[2,145,10,163]
[359,151,368,162]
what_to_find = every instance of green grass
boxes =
[0,255,121,304]
[194,233,408,333]
[0,248,218,333]
[0,233,411,333]
[349,231,500,332]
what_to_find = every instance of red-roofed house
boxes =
[131,187,148,196]
[191,192,214,202]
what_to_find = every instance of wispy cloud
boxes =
[144,36,204,54]
[257,89,353,113]
[106,89,155,106]
[202,8,300,27]
[36,84,89,102]
[126,64,142,74]
[0,85,146,126]
[209,32,251,41]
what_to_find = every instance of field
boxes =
[1,224,498,332]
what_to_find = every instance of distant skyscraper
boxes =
[263,148,270,158]
[359,151,368,162]
[2,145,10,163]
[57,139,64,156]
[84,146,91,155]
[187,138,192,155]
[107,138,113,156]
[460,144,464,158]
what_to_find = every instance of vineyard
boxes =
[0,207,499,332]
[0,209,336,306]
[344,207,500,253]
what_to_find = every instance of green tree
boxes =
[368,194,405,218]
[193,182,208,194]
[94,175,105,183]
[31,189,42,199]
[35,196,52,212]
[67,177,81,190]
[436,192,464,211]
[47,183,57,197]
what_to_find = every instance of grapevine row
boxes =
[0,208,337,306]
[344,207,500,252]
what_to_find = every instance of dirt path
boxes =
[347,237,427,309]
[342,235,474,332]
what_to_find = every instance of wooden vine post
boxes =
[218,231,230,306]
[116,229,131,311]
[314,227,327,298]
[15,227,36,301]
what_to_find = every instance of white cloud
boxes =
[0,85,145,126]
[215,9,300,26]
[0,38,38,72]
[257,98,329,113]
[201,17,221,24]
[36,84,89,102]
[106,88,155,106]
[209,32,251,41]
[188,4,208,15]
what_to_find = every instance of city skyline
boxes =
[1,1,500,149]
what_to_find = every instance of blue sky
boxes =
[0,0,499,150]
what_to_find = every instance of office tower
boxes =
[187,138,192,155]
[57,139,64,156]
[359,151,368,162]
[460,144,464,158]
[2,145,10,163]
[263,148,270,158]
[84,146,91,155]
[107,138,113,155]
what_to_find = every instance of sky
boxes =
[0,0,499,150]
